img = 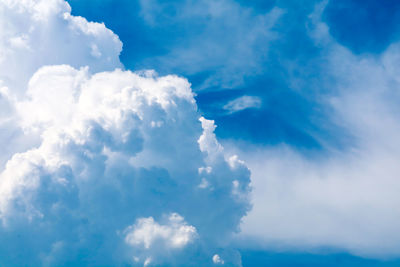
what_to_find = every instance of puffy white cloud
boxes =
[212,254,225,265]
[124,213,197,265]
[0,0,122,95]
[0,0,123,170]
[125,213,197,250]
[0,0,250,266]
[0,65,250,266]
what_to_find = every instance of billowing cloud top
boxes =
[0,0,122,95]
[0,0,250,266]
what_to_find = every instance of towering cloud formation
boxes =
[0,0,250,266]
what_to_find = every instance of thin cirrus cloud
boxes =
[0,0,250,266]
[137,0,284,90]
[223,96,262,114]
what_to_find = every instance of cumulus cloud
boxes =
[0,0,122,95]
[124,213,197,265]
[0,63,250,267]
[0,0,123,169]
[235,1,400,259]
[212,254,225,265]
[0,0,250,266]
[125,213,197,250]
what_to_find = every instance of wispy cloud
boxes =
[138,0,283,89]
[223,95,262,114]
[235,2,400,258]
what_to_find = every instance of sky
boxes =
[1,0,400,266]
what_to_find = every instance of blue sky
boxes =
[69,0,328,149]
[64,0,400,265]
[1,0,400,266]
[66,0,352,151]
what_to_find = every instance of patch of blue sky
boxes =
[241,250,400,267]
[323,0,400,54]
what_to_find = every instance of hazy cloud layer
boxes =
[237,1,400,258]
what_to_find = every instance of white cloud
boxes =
[125,213,197,250]
[124,213,197,265]
[198,117,224,160]
[212,254,225,265]
[0,0,123,170]
[237,144,400,258]
[0,0,122,96]
[0,65,250,266]
[0,0,250,266]
[223,95,262,114]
